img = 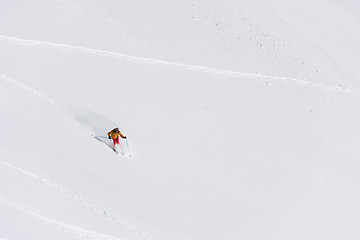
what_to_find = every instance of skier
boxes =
[107,128,126,149]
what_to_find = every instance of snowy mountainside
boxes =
[1,1,360,240]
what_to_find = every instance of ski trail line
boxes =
[0,160,156,240]
[0,74,98,137]
[0,74,123,152]
[0,196,129,240]
[0,74,63,109]
[0,34,356,94]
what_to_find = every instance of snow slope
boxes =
[1,1,360,239]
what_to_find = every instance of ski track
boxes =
[0,35,357,95]
[0,160,157,240]
[0,197,129,240]
[0,74,98,136]
[0,74,131,155]
[0,74,64,109]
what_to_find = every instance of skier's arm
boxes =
[107,131,112,139]
[119,131,126,138]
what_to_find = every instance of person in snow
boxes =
[108,128,126,149]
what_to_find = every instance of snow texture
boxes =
[1,1,360,240]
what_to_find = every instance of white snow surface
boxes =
[1,1,360,239]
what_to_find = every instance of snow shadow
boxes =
[67,107,119,137]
